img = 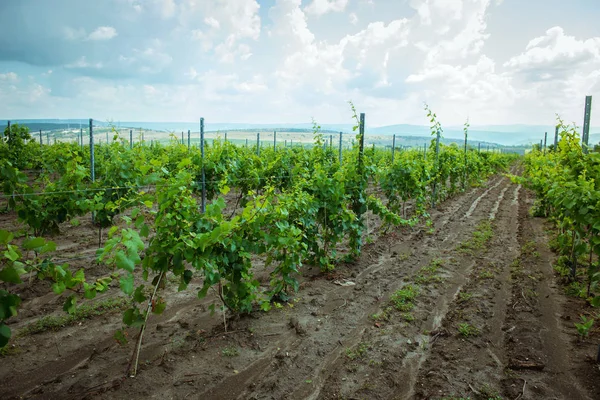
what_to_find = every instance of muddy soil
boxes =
[1,166,599,400]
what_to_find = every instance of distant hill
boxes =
[1,119,596,147]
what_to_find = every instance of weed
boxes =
[575,315,594,338]
[458,292,473,302]
[457,323,480,337]
[371,307,392,322]
[345,342,369,360]
[391,285,419,311]
[221,346,240,357]
[19,297,128,337]
[457,220,493,254]
[402,313,415,322]
[479,270,494,279]
[479,383,501,399]
[415,259,444,284]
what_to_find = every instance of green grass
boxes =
[221,346,240,357]
[19,297,128,337]
[415,259,444,284]
[457,220,493,254]
[457,322,480,337]
[391,285,419,312]
[458,291,473,303]
[345,342,369,360]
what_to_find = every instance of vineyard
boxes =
[0,109,599,400]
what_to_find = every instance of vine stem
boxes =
[128,269,165,378]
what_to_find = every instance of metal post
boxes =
[200,118,206,213]
[89,119,95,182]
[274,131,277,151]
[339,131,343,164]
[391,134,396,163]
[432,129,441,208]
[257,132,260,156]
[543,131,547,155]
[464,128,468,188]
[187,129,191,150]
[582,95,592,153]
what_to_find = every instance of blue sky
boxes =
[0,0,599,127]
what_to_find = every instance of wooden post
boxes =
[554,126,559,150]
[543,131,547,155]
[257,132,260,156]
[274,131,277,151]
[130,129,133,149]
[391,134,396,163]
[187,129,191,150]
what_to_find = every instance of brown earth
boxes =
[1,166,599,400]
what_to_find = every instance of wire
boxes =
[0,175,299,199]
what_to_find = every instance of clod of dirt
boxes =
[289,317,307,336]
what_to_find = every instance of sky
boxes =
[0,0,599,128]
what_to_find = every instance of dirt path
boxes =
[1,167,599,400]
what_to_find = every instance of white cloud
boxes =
[88,26,118,41]
[349,12,358,25]
[504,26,600,77]
[204,16,221,29]
[0,72,18,82]
[65,56,103,69]
[305,0,349,16]
[63,26,86,41]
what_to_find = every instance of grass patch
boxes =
[457,322,480,337]
[391,285,419,312]
[457,220,493,254]
[19,297,128,337]
[345,342,369,360]
[479,270,494,279]
[458,291,473,303]
[221,346,239,357]
[415,259,444,284]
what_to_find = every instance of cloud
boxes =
[349,12,358,25]
[504,26,600,80]
[0,72,18,82]
[88,26,118,41]
[305,0,349,16]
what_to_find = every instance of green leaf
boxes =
[140,223,150,238]
[52,281,66,295]
[4,248,19,262]
[0,230,14,245]
[133,285,147,303]
[115,250,135,273]
[120,272,135,295]
[0,322,11,348]
[0,266,23,284]
[134,215,145,229]
[22,237,46,250]
[63,295,77,314]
